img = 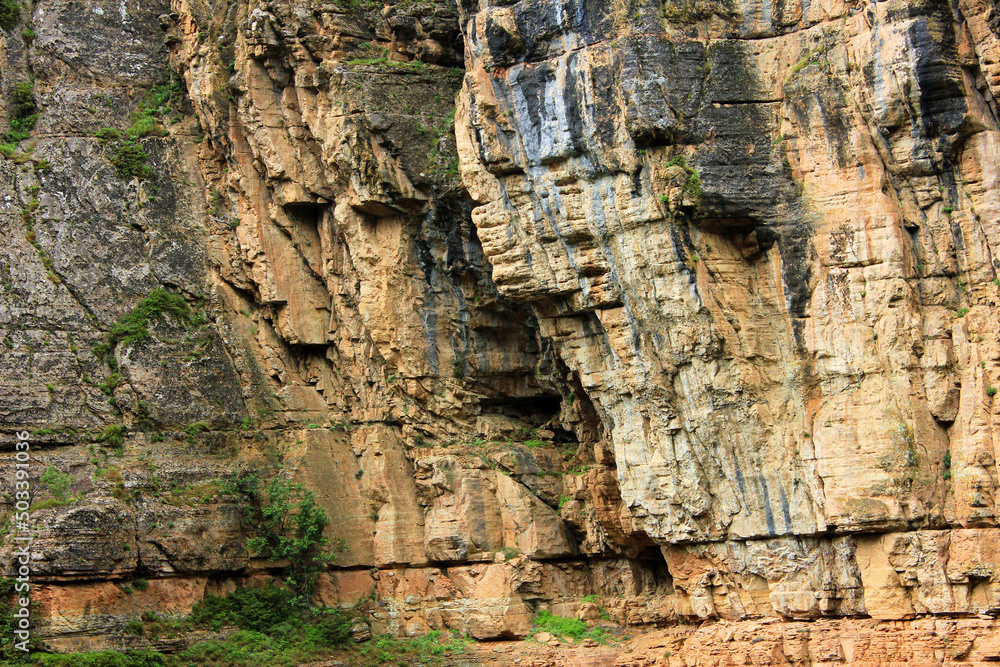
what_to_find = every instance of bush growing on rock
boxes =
[0,0,19,30]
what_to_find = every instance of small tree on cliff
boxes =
[227,473,335,606]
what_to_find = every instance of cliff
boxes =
[2,0,1000,663]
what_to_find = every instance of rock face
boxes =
[2,0,1000,658]
[458,0,1000,624]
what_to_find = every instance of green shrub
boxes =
[109,139,155,180]
[97,424,125,447]
[530,610,606,642]
[40,466,72,499]
[123,620,144,636]
[184,421,210,437]
[244,478,333,601]
[36,649,166,667]
[185,588,353,664]
[665,155,703,200]
[0,1,19,32]
[988,386,997,397]
[499,546,522,561]
[1,79,37,146]
[94,288,191,359]
[189,586,298,633]
[359,631,469,665]
[11,81,35,117]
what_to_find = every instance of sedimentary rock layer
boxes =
[1,0,999,656]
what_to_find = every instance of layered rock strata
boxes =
[457,0,1000,625]
[0,0,999,657]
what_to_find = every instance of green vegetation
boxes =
[1,79,37,154]
[988,386,997,397]
[530,610,607,642]
[665,155,702,201]
[12,81,35,117]
[943,451,952,481]
[345,42,429,71]
[499,546,522,561]
[224,474,334,603]
[785,42,832,82]
[36,649,167,667]
[0,0,20,30]
[95,424,126,448]
[93,73,183,180]
[190,587,310,632]
[358,631,469,666]
[33,586,356,666]
[92,288,191,358]
[109,139,155,180]
[163,480,221,506]
[40,466,72,499]
[184,421,210,438]
[956,307,970,318]
[179,586,353,666]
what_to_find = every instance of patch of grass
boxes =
[108,139,155,180]
[162,480,221,506]
[530,610,606,642]
[93,74,182,179]
[499,546,522,561]
[36,649,167,667]
[184,421,210,437]
[358,631,470,666]
[30,496,78,511]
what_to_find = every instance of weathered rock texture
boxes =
[1,0,1000,658]
[457,0,1000,625]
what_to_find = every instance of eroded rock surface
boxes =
[1,0,1000,657]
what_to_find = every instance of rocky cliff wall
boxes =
[458,0,1000,622]
[1,0,1000,661]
